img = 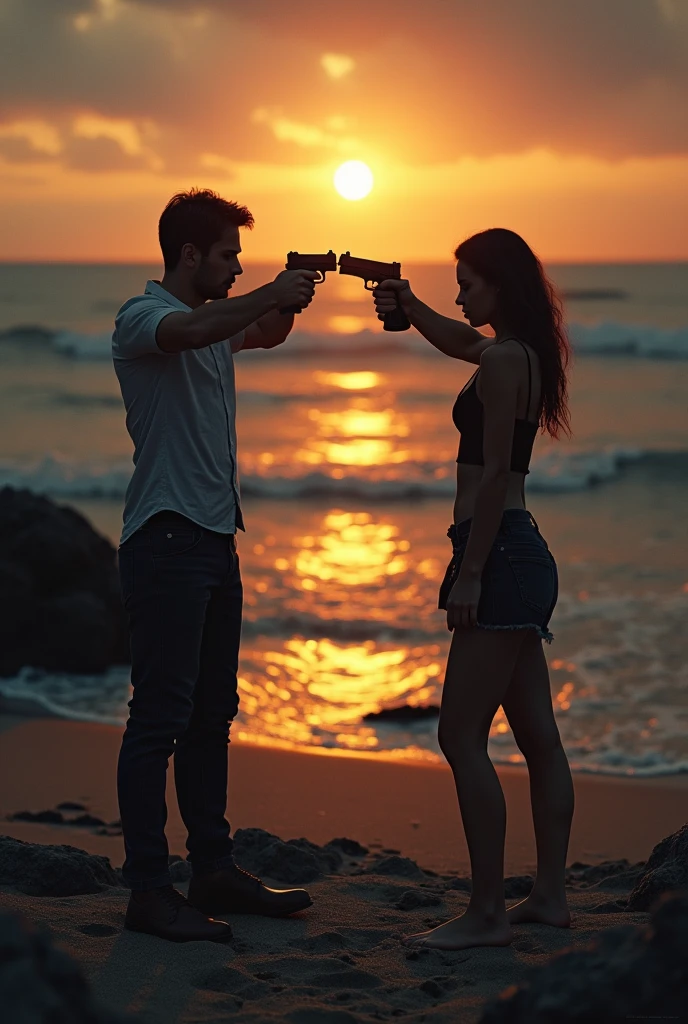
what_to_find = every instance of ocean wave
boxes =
[527,447,644,492]
[1,320,688,360]
[1,666,686,777]
[568,322,688,358]
[0,448,685,500]
[0,454,132,498]
[0,666,130,725]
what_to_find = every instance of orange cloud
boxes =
[1,0,687,169]
[0,0,686,260]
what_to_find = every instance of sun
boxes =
[334,161,374,201]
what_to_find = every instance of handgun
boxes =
[280,250,337,314]
[337,252,411,332]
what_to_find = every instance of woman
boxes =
[373,228,574,951]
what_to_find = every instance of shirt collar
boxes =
[145,280,192,311]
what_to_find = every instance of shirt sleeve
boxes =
[113,297,177,359]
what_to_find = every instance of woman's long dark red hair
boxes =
[455,228,571,438]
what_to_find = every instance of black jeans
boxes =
[117,511,242,890]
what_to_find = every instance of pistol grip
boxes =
[280,304,302,315]
[383,304,411,332]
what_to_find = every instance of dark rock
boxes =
[287,837,342,873]
[479,892,688,1023]
[10,809,65,824]
[567,858,643,889]
[233,828,323,883]
[629,824,688,911]
[420,976,457,997]
[363,704,440,724]
[0,560,33,649]
[588,898,628,913]
[169,859,193,883]
[0,836,120,896]
[0,912,131,1022]
[366,855,425,879]
[504,875,534,899]
[0,487,129,675]
[590,869,643,891]
[70,814,107,828]
[395,888,443,911]
[326,837,369,857]
[446,876,472,893]
[33,592,118,674]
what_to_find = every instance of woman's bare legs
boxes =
[502,633,574,927]
[403,628,525,950]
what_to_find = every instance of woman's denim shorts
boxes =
[438,508,558,643]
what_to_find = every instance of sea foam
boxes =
[0,447,682,500]
[2,321,688,360]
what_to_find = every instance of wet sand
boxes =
[1,716,686,874]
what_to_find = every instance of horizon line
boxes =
[1,257,687,267]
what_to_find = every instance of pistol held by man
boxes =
[280,250,337,314]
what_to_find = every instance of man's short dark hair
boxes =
[159,188,254,270]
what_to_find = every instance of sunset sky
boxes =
[1,0,687,262]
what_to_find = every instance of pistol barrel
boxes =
[337,252,402,283]
[286,250,337,273]
[337,252,410,333]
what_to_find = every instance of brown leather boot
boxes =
[188,863,312,917]
[125,885,233,942]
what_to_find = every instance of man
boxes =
[113,188,318,942]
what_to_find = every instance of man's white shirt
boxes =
[112,280,244,545]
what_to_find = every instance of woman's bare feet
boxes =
[506,892,571,928]
[402,911,513,951]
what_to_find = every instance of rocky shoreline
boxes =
[0,487,129,677]
[1,821,686,1022]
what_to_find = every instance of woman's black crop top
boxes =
[452,339,539,475]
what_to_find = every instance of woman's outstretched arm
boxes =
[373,279,494,365]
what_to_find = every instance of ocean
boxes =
[1,261,687,776]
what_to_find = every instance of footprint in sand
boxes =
[77,923,117,937]
[513,939,547,953]
[292,928,389,954]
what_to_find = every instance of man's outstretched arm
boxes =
[241,308,298,350]
[156,271,316,354]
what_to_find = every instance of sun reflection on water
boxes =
[296,438,410,466]
[327,315,371,334]
[310,408,409,438]
[236,636,443,754]
[294,511,408,586]
[296,404,411,467]
[313,371,384,390]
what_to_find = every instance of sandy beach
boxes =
[1,714,686,1022]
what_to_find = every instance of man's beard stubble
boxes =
[193,262,233,301]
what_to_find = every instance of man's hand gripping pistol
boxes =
[280,250,338,314]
